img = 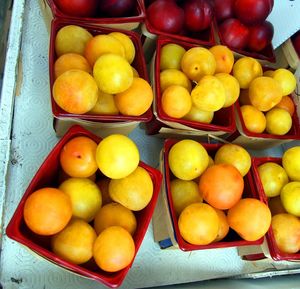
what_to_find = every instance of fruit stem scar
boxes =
[74,153,82,159]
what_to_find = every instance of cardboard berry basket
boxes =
[281,37,300,71]
[227,98,300,150]
[6,125,163,288]
[251,156,300,262]
[145,36,236,140]
[39,0,145,33]
[49,18,152,138]
[152,138,265,251]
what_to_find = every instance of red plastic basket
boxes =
[6,125,163,288]
[46,0,145,28]
[215,20,276,63]
[252,157,300,261]
[146,36,236,135]
[233,98,300,142]
[49,18,152,123]
[141,1,215,46]
[163,139,264,251]
[242,253,267,261]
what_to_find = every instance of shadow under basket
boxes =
[251,156,300,261]
[145,36,236,139]
[157,139,265,251]
[6,125,163,288]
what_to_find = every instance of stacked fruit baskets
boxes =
[5,0,300,288]
[142,0,300,264]
[8,1,162,288]
[143,0,300,148]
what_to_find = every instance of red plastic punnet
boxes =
[141,0,215,46]
[49,18,152,123]
[146,36,236,135]
[6,125,163,288]
[252,157,300,261]
[163,139,264,252]
[232,97,300,142]
[46,0,145,28]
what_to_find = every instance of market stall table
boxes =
[1,0,300,288]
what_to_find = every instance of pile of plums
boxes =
[216,0,274,52]
[146,0,274,53]
[146,0,214,34]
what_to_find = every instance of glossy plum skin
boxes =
[234,0,274,25]
[147,0,185,34]
[214,0,235,22]
[183,0,214,32]
[247,21,274,52]
[55,0,98,17]
[219,18,250,50]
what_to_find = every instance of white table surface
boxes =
[1,1,300,289]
